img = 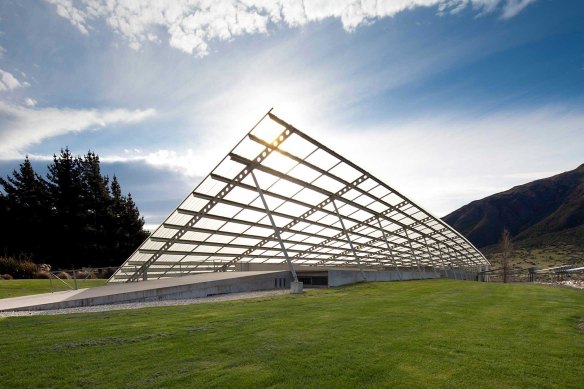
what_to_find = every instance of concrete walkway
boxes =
[0,289,291,317]
[0,271,288,312]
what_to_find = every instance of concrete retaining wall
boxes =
[328,270,440,287]
[2,271,291,312]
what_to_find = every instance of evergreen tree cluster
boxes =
[0,149,148,269]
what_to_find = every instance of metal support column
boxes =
[404,228,424,279]
[423,236,438,276]
[332,199,367,281]
[457,252,467,280]
[250,171,298,282]
[446,246,458,280]
[436,242,449,279]
[377,218,402,281]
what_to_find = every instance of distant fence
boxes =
[44,267,114,291]
[482,264,584,283]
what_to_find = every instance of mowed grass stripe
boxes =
[0,280,582,388]
[0,279,108,299]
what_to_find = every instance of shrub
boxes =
[38,264,51,272]
[75,271,96,279]
[0,256,39,279]
[98,267,117,279]
[1,274,14,280]
[34,271,52,279]
[56,271,72,279]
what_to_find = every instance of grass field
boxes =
[0,279,107,299]
[0,280,582,388]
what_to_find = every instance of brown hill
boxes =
[443,164,584,248]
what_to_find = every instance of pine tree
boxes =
[0,157,50,259]
[81,151,112,266]
[0,192,7,255]
[120,192,148,256]
[1,150,148,270]
[46,148,86,268]
[109,176,148,265]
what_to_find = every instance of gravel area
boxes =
[538,280,584,290]
[0,289,290,317]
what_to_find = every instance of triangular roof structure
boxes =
[110,111,489,283]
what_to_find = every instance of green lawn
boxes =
[0,280,582,388]
[0,279,107,299]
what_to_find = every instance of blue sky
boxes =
[0,0,583,230]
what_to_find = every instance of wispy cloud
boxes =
[101,148,207,178]
[24,98,37,107]
[500,0,536,19]
[0,69,28,92]
[45,0,537,57]
[0,101,156,158]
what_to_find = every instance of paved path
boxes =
[0,289,290,317]
[0,271,286,312]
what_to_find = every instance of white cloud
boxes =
[0,69,27,92]
[102,148,207,178]
[0,101,156,158]
[47,0,90,34]
[101,142,243,183]
[24,98,37,107]
[500,0,536,19]
[46,0,536,57]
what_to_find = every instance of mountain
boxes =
[443,164,584,248]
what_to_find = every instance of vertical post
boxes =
[446,246,458,280]
[377,218,402,281]
[250,171,298,282]
[332,199,367,281]
[423,236,438,277]
[404,228,423,279]
[458,253,467,280]
[456,251,467,280]
[73,269,78,290]
[436,242,449,279]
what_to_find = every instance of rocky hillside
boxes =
[443,164,584,248]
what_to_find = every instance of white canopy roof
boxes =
[110,111,489,283]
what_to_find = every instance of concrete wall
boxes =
[442,269,478,281]
[7,271,292,311]
[328,270,440,287]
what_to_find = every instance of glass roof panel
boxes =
[292,188,327,206]
[251,118,283,142]
[329,163,362,182]
[262,152,298,174]
[286,163,322,183]
[232,138,265,160]
[311,175,345,193]
[305,148,340,171]
[277,133,317,159]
